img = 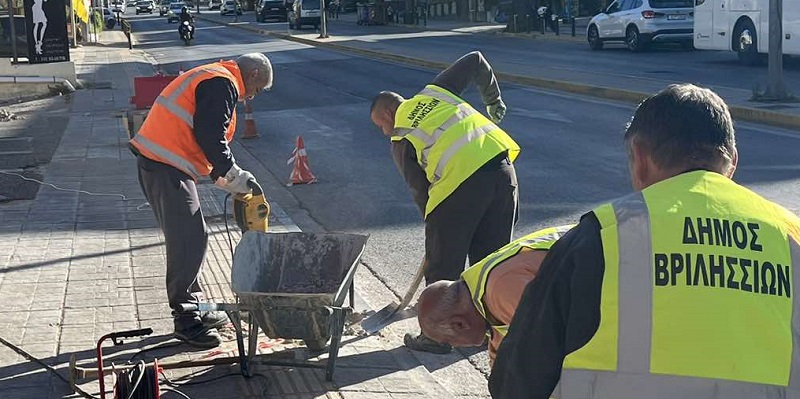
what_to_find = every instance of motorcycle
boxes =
[179,20,194,46]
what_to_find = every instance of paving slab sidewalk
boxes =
[0,30,491,399]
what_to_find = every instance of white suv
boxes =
[587,0,694,52]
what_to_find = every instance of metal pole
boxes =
[571,15,575,36]
[71,0,78,47]
[318,0,328,37]
[7,0,18,62]
[765,0,787,99]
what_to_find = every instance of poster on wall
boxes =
[23,0,70,63]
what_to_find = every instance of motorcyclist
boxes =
[179,6,195,39]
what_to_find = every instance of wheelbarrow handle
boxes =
[176,303,242,312]
[110,328,153,340]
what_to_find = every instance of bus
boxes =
[693,0,800,65]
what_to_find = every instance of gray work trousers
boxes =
[136,155,207,330]
[424,153,519,284]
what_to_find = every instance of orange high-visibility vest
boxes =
[130,61,246,180]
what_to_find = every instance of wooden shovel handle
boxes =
[398,257,428,309]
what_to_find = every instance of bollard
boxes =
[540,14,545,34]
[554,15,559,35]
[571,17,576,36]
[526,14,531,33]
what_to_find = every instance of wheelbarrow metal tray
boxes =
[232,231,368,345]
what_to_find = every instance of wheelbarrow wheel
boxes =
[304,337,329,352]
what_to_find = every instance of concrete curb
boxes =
[197,15,800,131]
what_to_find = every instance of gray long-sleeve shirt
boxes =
[391,51,503,216]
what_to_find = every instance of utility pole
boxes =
[7,0,18,63]
[71,0,78,47]
[318,0,328,38]
[764,0,788,100]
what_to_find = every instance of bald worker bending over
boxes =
[417,225,574,366]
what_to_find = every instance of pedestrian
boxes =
[370,51,521,354]
[490,83,800,399]
[417,225,573,367]
[129,53,274,348]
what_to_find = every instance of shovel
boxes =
[360,257,428,334]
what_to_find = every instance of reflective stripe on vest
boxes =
[393,84,520,217]
[154,65,230,128]
[131,134,203,178]
[130,63,241,179]
[555,171,800,399]
[461,225,575,337]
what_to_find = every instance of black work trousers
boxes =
[136,155,207,331]
[424,154,519,284]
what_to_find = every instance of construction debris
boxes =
[0,109,23,122]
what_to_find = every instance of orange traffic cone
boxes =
[287,136,317,186]
[241,100,259,139]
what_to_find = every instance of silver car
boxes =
[587,0,694,52]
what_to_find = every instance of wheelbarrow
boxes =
[180,231,369,381]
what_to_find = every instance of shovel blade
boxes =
[359,302,400,334]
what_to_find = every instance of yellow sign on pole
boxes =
[73,0,88,22]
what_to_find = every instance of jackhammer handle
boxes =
[111,328,153,339]
[247,179,264,196]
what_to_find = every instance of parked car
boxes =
[112,0,126,13]
[208,0,222,9]
[586,0,694,52]
[256,0,287,22]
[136,0,155,14]
[99,8,117,29]
[220,0,242,15]
[167,2,187,22]
[288,0,320,30]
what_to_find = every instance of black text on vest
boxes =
[652,217,791,298]
[407,99,441,128]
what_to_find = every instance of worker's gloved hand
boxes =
[215,164,255,195]
[486,99,507,124]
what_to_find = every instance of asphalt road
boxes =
[127,14,800,371]
[320,17,800,103]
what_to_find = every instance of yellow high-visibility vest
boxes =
[391,84,520,218]
[555,170,800,399]
[461,225,575,337]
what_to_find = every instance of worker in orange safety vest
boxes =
[129,53,273,348]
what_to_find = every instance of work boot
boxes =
[403,332,452,354]
[201,311,229,330]
[174,324,222,348]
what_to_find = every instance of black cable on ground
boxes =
[127,341,184,363]
[160,370,241,386]
[160,388,192,399]
[0,335,99,399]
[161,370,272,397]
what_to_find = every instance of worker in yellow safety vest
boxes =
[417,225,574,367]
[489,83,800,399]
[370,51,521,354]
